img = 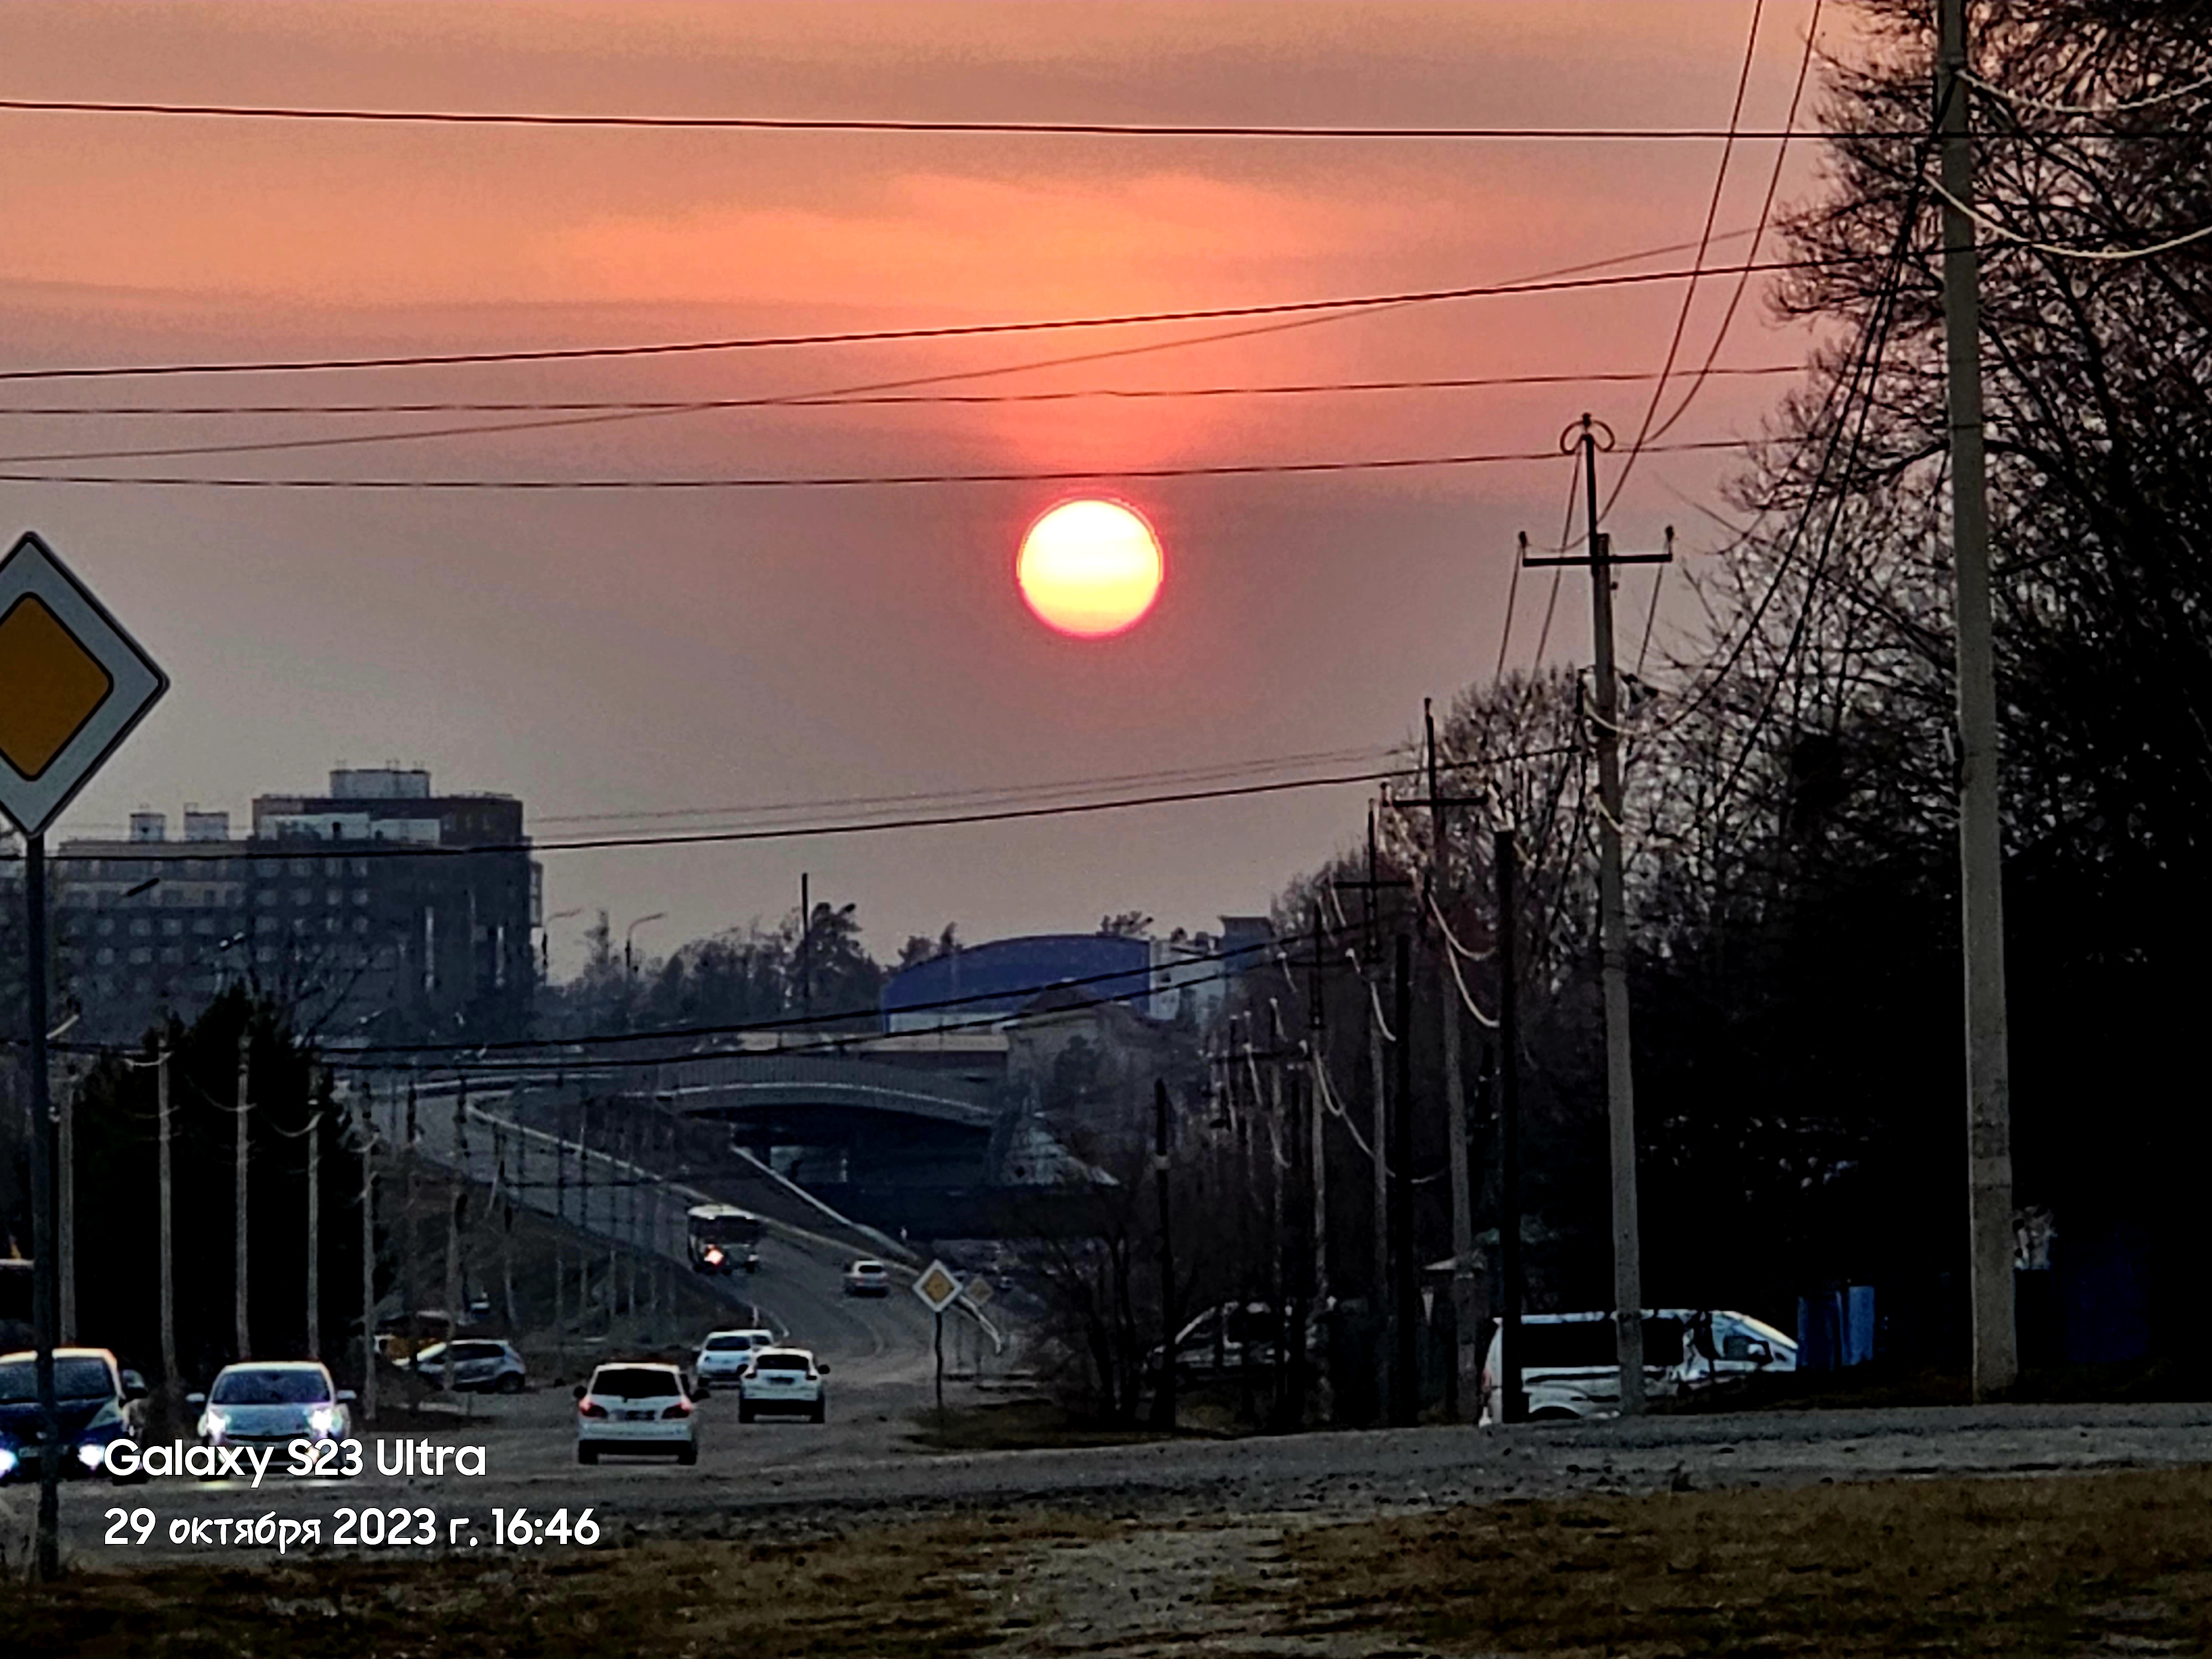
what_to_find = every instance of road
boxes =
[29,1387,2212,1563]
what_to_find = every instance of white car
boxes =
[1478,1309,1798,1424]
[842,1260,891,1298]
[693,1329,776,1393]
[736,1348,828,1424]
[191,1360,353,1452]
[576,1362,698,1464]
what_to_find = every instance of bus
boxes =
[685,1204,763,1274]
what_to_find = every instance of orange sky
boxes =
[0,1,1841,966]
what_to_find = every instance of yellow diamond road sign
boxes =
[0,533,167,838]
[913,1260,962,1314]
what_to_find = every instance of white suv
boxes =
[575,1363,698,1464]
[693,1329,775,1393]
[842,1260,891,1298]
[736,1349,828,1423]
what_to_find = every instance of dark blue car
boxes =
[0,1347,149,1483]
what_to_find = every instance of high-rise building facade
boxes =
[46,768,538,1045]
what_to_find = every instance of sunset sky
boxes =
[2,1,1841,971]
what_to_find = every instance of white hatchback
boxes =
[736,1348,828,1424]
[575,1363,698,1464]
[693,1329,776,1392]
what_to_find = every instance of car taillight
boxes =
[661,1400,693,1419]
[579,1400,608,1418]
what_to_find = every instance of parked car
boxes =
[191,1360,354,1452]
[575,1362,697,1464]
[842,1260,891,1298]
[1478,1309,1798,1423]
[692,1329,776,1393]
[1145,1301,1323,1381]
[0,1347,148,1484]
[735,1348,828,1423]
[407,1338,527,1394]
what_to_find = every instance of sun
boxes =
[1016,498,1164,638]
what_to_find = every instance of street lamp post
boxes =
[623,912,666,980]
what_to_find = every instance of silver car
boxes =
[409,1338,526,1394]
[191,1360,354,1451]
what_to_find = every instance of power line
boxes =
[1923,178,2212,260]
[0,254,1862,383]
[0,435,1747,491]
[0,94,1919,140]
[0,365,1805,423]
[1598,0,1767,529]
[15,746,1580,865]
[1961,67,2212,118]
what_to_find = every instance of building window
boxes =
[130,919,152,938]
[96,919,114,937]
[257,890,278,907]
[255,915,278,934]
[293,889,312,906]
[353,916,370,933]
[353,889,369,905]
[327,890,343,906]
[289,859,310,877]
[96,948,114,966]
[193,919,215,936]
[128,947,152,965]
[257,946,277,964]
[160,947,183,965]
[161,919,182,937]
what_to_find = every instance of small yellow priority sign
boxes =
[0,533,167,837]
[914,1259,962,1313]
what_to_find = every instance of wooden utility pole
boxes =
[1496,829,1525,1425]
[1519,414,1671,1413]
[1306,907,1329,1314]
[1937,0,2018,1401]
[235,1025,252,1360]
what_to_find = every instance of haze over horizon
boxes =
[1,1,1837,972]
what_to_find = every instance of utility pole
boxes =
[1495,829,1525,1425]
[444,1074,465,1396]
[157,1046,179,1422]
[799,870,812,1026]
[56,1070,73,1345]
[1306,907,1329,1315]
[403,1075,419,1413]
[1389,933,1418,1427]
[236,1024,252,1360]
[25,833,61,1580]
[305,1108,322,1359]
[1519,413,1671,1413]
[1394,696,1488,1418]
[554,1103,567,1374]
[1938,0,2018,1401]
[1150,1079,1177,1430]
[1333,804,1410,1418]
[358,1095,378,1427]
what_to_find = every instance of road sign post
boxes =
[912,1259,963,1422]
[0,531,168,1582]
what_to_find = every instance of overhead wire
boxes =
[0,253,1864,383]
[0,94,1928,140]
[1960,67,2212,118]
[0,436,1749,491]
[1922,179,2212,260]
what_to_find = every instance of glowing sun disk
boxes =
[1016,499,1164,638]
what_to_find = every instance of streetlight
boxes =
[540,906,583,979]
[623,912,666,978]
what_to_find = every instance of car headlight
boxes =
[307,1406,337,1436]
[76,1442,107,1470]
[202,1410,228,1440]
[0,1446,17,1479]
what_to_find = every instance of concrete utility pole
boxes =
[56,1070,73,1345]
[799,872,812,1025]
[305,1109,322,1359]
[1495,830,1525,1425]
[157,1047,179,1420]
[1389,933,1418,1427]
[1519,413,1671,1413]
[443,1074,465,1396]
[358,1097,378,1427]
[25,834,62,1579]
[1150,1079,1177,1430]
[1938,0,2018,1401]
[236,1025,252,1360]
[1306,908,1329,1314]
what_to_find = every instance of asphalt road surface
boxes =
[30,1386,2212,1564]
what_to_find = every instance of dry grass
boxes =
[3,1514,1101,1658]
[1282,1467,2212,1656]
